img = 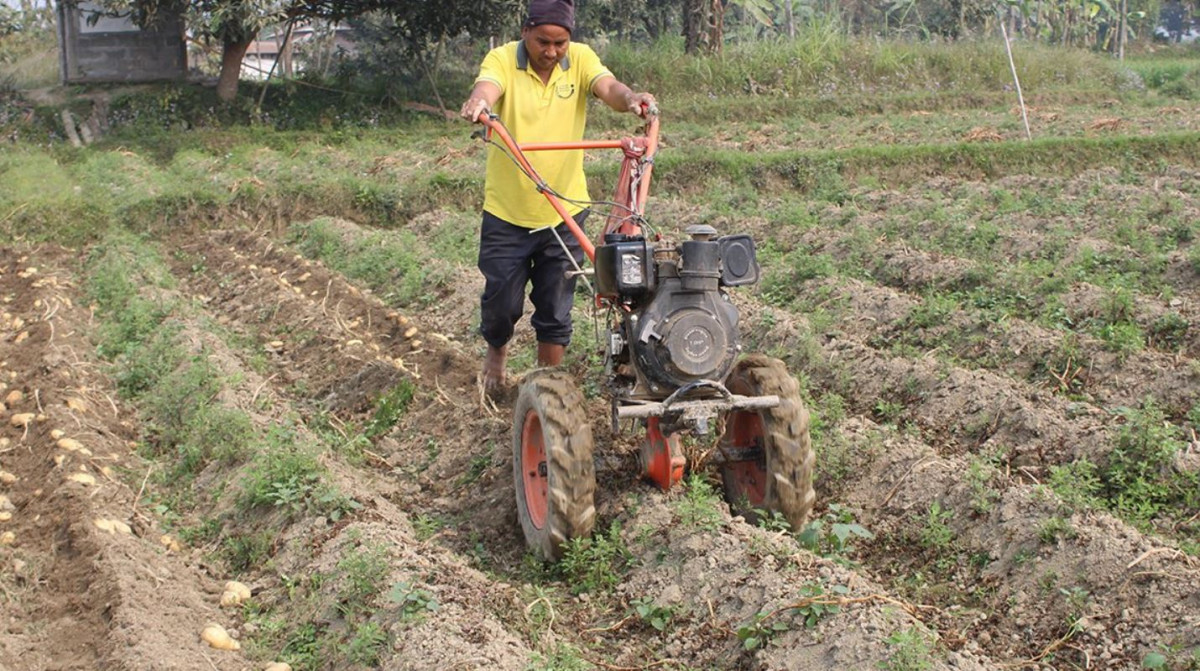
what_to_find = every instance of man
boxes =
[460,0,655,391]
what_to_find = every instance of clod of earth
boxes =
[200,623,240,651]
[0,470,16,484]
[4,390,22,404]
[0,531,14,545]
[160,535,182,553]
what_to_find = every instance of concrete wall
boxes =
[58,1,186,84]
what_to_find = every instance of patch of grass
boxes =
[343,621,389,666]
[457,441,495,487]
[237,425,361,520]
[364,379,416,439]
[966,453,1001,515]
[1038,516,1077,544]
[796,504,874,565]
[1101,400,1198,527]
[525,642,592,671]
[222,531,275,573]
[671,474,725,532]
[883,626,937,671]
[287,217,452,308]
[559,521,630,595]
[919,501,956,550]
[1048,458,1104,511]
[387,580,440,622]
[630,596,676,633]
[337,544,391,617]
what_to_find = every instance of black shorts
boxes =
[477,209,589,348]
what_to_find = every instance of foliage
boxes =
[736,611,792,651]
[796,504,874,563]
[737,582,848,650]
[672,474,726,531]
[919,501,956,550]
[1038,516,1077,544]
[630,596,675,632]
[364,379,416,438]
[559,521,630,594]
[525,643,592,671]
[237,425,361,520]
[1102,400,1198,525]
[337,545,391,616]
[388,580,441,621]
[883,626,937,671]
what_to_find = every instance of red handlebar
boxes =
[476,111,660,265]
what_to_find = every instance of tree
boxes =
[683,0,724,52]
[86,0,516,103]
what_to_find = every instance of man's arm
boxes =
[460,80,503,122]
[592,76,656,117]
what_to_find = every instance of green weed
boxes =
[919,501,956,550]
[237,425,360,520]
[559,521,630,595]
[525,643,592,671]
[343,621,389,666]
[796,504,874,564]
[1038,516,1077,544]
[222,531,274,573]
[365,379,416,439]
[883,626,937,671]
[672,474,725,531]
[388,580,441,621]
[630,596,675,633]
[337,545,391,616]
[736,582,848,650]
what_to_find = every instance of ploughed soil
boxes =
[2,150,1199,668]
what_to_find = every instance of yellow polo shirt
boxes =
[475,40,614,229]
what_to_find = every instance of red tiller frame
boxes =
[477,110,660,264]
[477,110,682,492]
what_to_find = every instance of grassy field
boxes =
[2,31,1199,671]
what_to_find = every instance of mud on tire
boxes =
[513,369,597,561]
[718,354,816,531]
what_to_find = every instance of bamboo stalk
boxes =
[1001,22,1032,141]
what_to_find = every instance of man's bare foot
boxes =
[482,344,508,391]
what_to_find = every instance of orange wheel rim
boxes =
[521,410,549,529]
[726,410,766,506]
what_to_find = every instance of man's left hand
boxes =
[628,92,658,118]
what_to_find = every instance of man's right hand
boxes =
[460,97,490,123]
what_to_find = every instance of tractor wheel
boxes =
[718,354,816,531]
[513,369,596,561]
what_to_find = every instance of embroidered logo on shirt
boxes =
[555,83,576,99]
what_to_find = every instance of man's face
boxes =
[521,24,570,73]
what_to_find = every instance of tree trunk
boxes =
[785,0,795,39]
[1117,0,1127,60]
[217,38,253,103]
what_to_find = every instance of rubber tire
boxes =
[719,354,816,531]
[513,369,597,561]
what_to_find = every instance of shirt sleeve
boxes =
[576,44,614,94]
[475,46,508,95]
